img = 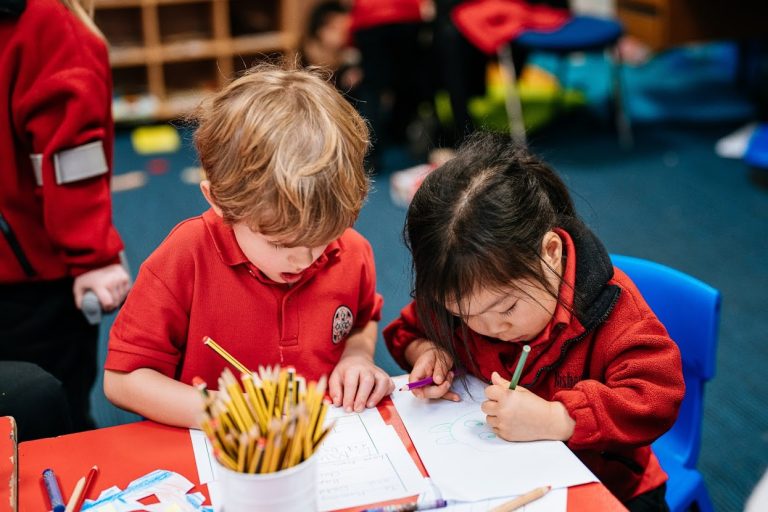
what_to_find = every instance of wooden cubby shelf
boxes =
[94,0,302,122]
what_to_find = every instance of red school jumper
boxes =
[384,222,684,503]
[0,0,123,282]
[106,209,384,386]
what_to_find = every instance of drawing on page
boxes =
[429,411,506,452]
[316,413,380,463]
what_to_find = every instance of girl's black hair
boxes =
[405,131,580,370]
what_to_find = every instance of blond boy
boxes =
[104,65,393,427]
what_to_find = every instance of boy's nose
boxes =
[289,247,314,267]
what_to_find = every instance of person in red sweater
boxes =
[104,65,394,428]
[383,132,684,511]
[0,0,130,438]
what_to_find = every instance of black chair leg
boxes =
[609,44,633,148]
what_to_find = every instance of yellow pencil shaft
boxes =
[227,383,255,430]
[243,379,267,432]
[267,433,284,473]
[307,390,324,432]
[204,337,251,374]
[217,406,238,435]
[248,443,265,474]
[261,420,278,473]
[224,398,248,433]
[236,434,248,472]
[216,445,239,471]
[312,402,328,442]
[277,370,288,416]
[290,414,309,467]
[311,425,332,454]
[281,423,297,470]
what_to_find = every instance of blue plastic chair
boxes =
[499,15,632,147]
[610,255,720,512]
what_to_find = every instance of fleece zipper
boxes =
[0,211,36,277]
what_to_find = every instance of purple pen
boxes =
[398,376,434,391]
[362,498,448,512]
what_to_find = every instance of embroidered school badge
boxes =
[332,305,354,344]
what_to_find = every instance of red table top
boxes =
[15,400,626,511]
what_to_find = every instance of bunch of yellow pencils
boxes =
[197,366,332,474]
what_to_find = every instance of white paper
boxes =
[316,407,426,510]
[190,406,426,512]
[391,375,597,502]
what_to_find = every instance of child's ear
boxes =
[541,231,563,273]
[200,180,224,217]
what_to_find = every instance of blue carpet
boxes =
[92,43,768,511]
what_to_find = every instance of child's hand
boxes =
[73,263,131,311]
[329,353,394,413]
[482,372,575,442]
[409,343,460,402]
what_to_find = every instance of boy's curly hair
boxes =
[193,62,370,247]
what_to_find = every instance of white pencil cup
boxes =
[215,455,318,512]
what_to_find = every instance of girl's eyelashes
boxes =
[502,302,518,316]
[269,242,285,250]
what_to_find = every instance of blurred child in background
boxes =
[300,1,363,94]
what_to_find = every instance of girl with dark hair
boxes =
[383,132,684,512]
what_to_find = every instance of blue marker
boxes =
[42,468,66,512]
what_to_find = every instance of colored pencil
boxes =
[63,476,85,512]
[489,485,551,512]
[398,376,434,391]
[71,465,99,512]
[203,336,251,375]
[508,345,531,390]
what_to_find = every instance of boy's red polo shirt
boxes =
[106,209,383,387]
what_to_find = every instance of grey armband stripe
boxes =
[29,140,108,186]
[30,154,43,186]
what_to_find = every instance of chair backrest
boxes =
[610,255,721,469]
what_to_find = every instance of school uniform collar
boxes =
[560,218,617,330]
[202,208,342,283]
[524,218,617,347]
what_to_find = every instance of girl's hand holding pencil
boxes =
[405,341,460,402]
[481,372,575,442]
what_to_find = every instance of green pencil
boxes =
[509,345,531,390]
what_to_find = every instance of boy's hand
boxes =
[329,351,394,413]
[408,340,460,402]
[482,372,575,442]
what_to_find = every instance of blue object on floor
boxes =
[745,123,768,169]
[610,255,720,512]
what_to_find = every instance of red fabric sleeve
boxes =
[555,318,685,452]
[12,7,122,276]
[382,301,428,371]
[105,264,188,378]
